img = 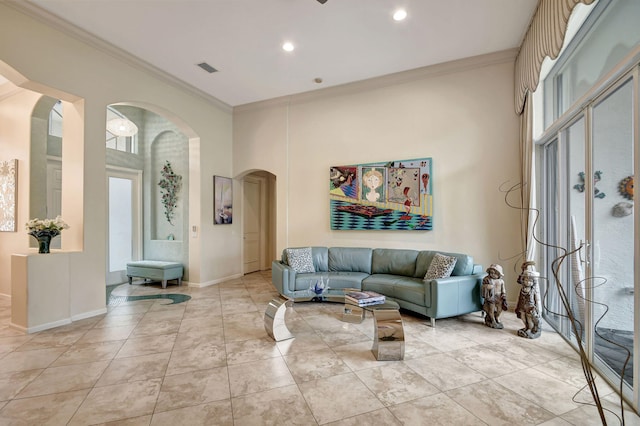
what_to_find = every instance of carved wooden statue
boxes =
[515,261,541,339]
[482,264,507,329]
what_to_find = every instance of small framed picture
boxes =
[214,176,233,224]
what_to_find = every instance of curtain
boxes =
[519,93,536,262]
[514,0,595,261]
[514,0,596,115]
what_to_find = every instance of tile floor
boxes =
[0,271,638,425]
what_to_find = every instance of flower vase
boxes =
[29,231,59,254]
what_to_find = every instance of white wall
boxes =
[234,51,524,299]
[0,4,238,319]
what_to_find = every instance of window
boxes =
[542,0,640,129]
[106,107,137,153]
[48,100,63,138]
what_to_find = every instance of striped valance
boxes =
[514,0,596,114]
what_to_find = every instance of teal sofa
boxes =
[271,247,484,327]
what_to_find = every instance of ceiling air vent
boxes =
[196,62,218,73]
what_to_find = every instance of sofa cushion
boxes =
[394,278,429,309]
[285,247,315,273]
[362,274,399,298]
[424,253,457,279]
[328,247,372,274]
[363,275,429,307]
[371,249,418,277]
[293,272,368,291]
[414,251,474,278]
[283,247,328,272]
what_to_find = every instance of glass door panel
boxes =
[591,78,635,389]
[108,177,132,282]
[543,116,587,345]
[107,169,141,286]
[543,139,564,331]
[566,117,587,341]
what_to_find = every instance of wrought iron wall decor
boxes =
[573,171,605,199]
[617,175,633,200]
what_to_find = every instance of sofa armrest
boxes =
[424,274,483,318]
[271,260,296,296]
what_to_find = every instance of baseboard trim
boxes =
[187,273,243,288]
[12,318,73,334]
[71,308,108,322]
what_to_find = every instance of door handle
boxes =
[579,240,590,265]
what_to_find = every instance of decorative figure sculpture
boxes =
[515,261,542,339]
[482,264,507,329]
[309,277,329,301]
[617,175,634,200]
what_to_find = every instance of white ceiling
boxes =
[19,0,538,107]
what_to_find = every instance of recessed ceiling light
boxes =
[282,42,295,52]
[393,9,407,21]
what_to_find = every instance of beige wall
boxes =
[0,1,525,316]
[234,51,524,296]
[0,4,238,319]
[0,89,41,298]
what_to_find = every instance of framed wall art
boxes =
[214,175,233,224]
[0,159,18,232]
[330,157,432,231]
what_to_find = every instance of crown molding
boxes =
[0,82,24,102]
[234,48,518,113]
[5,0,232,113]
[7,1,518,116]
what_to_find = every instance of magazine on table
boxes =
[345,290,386,306]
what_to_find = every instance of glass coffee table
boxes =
[264,291,405,361]
[343,299,405,361]
[264,296,294,342]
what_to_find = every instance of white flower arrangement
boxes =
[25,216,70,234]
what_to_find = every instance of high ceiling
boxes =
[16,0,538,107]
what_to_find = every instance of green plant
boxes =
[158,161,182,225]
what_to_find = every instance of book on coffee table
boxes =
[345,290,386,306]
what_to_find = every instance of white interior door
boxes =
[243,176,261,274]
[107,167,142,285]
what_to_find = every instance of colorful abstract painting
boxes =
[0,159,17,232]
[330,158,432,231]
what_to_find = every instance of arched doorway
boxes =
[242,170,276,274]
[105,103,196,285]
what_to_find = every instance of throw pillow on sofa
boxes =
[286,247,315,273]
[424,252,457,279]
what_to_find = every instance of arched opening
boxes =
[105,103,198,287]
[0,61,86,331]
[30,97,62,249]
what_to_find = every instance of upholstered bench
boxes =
[126,261,183,289]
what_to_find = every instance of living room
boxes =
[0,0,639,423]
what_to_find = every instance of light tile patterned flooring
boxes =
[0,271,638,425]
